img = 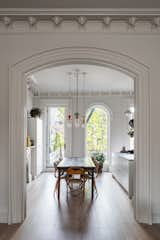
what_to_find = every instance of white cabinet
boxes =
[26,147,32,183]
[28,118,43,178]
[111,152,134,199]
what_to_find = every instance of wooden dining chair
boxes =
[53,158,65,195]
[65,168,86,195]
[54,167,86,197]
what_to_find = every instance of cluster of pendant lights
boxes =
[66,69,86,128]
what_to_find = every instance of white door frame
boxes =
[46,105,66,168]
[9,47,151,224]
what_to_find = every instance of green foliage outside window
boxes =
[49,107,65,153]
[53,132,61,151]
[86,107,108,155]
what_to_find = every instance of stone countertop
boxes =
[112,152,134,161]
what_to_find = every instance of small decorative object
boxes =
[26,136,31,147]
[129,119,134,128]
[30,108,41,118]
[128,129,134,138]
[30,139,34,146]
[128,118,134,137]
[120,146,127,153]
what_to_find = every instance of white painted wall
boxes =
[0,22,160,222]
[26,89,33,113]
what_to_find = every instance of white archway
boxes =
[9,47,151,224]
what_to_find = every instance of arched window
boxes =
[86,105,110,170]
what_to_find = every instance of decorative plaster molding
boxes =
[0,8,160,30]
[153,16,160,27]
[0,9,159,34]
[77,16,87,26]
[0,8,160,16]
[51,16,63,26]
[128,16,137,28]
[103,16,111,27]
[34,91,134,98]
[3,16,12,26]
[28,16,37,26]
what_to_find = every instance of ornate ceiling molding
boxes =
[0,8,160,28]
[33,91,134,98]
[0,8,160,16]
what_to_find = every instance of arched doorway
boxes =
[9,47,151,224]
[86,105,110,172]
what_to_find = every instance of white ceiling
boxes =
[0,0,159,8]
[32,64,133,94]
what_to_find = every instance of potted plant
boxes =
[30,108,41,118]
[91,152,105,173]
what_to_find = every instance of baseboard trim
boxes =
[0,209,8,223]
[152,212,160,224]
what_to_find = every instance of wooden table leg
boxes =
[91,170,94,200]
[58,169,60,201]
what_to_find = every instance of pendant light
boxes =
[74,69,80,128]
[66,69,86,128]
[81,72,86,128]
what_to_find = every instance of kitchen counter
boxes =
[111,152,134,199]
[118,153,134,160]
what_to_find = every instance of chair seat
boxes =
[66,168,86,194]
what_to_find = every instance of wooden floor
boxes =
[0,173,160,240]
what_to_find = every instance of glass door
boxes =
[46,107,65,168]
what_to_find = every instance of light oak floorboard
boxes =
[0,173,160,240]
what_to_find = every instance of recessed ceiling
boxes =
[32,64,133,94]
[0,0,159,8]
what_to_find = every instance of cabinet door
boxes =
[28,118,43,177]
[111,153,129,192]
[30,148,36,179]
[28,118,36,143]
[36,118,43,175]
[118,157,129,192]
[26,148,32,183]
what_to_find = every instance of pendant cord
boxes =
[82,72,86,116]
[76,69,79,114]
[68,72,72,113]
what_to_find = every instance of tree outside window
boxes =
[86,106,108,157]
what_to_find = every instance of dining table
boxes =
[57,157,96,200]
